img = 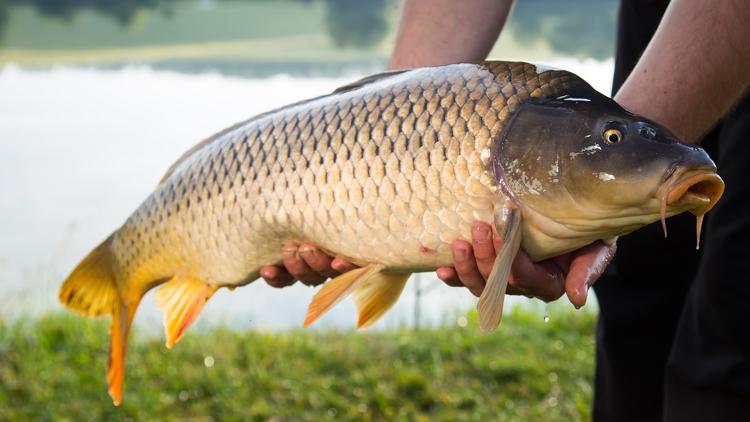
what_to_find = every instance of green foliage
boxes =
[5,0,166,25]
[508,0,618,60]
[1,0,390,49]
[323,0,389,49]
[0,308,595,421]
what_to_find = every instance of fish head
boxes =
[495,84,724,259]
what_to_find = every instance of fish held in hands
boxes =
[58,61,724,404]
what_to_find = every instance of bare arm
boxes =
[388,0,513,69]
[616,0,750,143]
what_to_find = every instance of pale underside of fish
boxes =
[59,61,724,405]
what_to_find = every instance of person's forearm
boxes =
[388,0,514,70]
[615,0,750,144]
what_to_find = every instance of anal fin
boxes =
[477,206,522,332]
[353,272,410,328]
[304,264,386,327]
[155,275,218,348]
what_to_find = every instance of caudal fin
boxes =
[59,235,118,317]
[59,234,141,406]
[107,298,137,405]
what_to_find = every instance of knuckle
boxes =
[453,260,469,273]
[542,291,564,302]
[308,259,331,273]
[284,263,305,277]
[458,273,481,289]
[442,277,461,286]
[300,275,325,286]
[282,256,301,269]
[511,276,532,290]
[265,278,289,288]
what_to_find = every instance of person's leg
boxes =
[662,94,750,421]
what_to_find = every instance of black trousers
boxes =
[592,1,750,421]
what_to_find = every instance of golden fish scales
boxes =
[60,62,577,404]
[113,62,575,293]
[61,61,725,405]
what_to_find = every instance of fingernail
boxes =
[473,224,491,242]
[260,269,272,279]
[299,246,312,256]
[456,247,467,261]
[575,282,591,309]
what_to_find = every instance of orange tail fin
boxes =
[59,235,118,318]
[107,299,138,405]
[59,234,144,406]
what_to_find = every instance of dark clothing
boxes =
[662,92,750,421]
[593,1,750,421]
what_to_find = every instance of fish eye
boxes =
[602,122,626,144]
[603,128,622,144]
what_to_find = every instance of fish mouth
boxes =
[666,172,724,212]
[658,169,725,248]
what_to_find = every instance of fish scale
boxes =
[111,61,576,288]
[63,60,726,405]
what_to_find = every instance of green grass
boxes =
[0,308,596,421]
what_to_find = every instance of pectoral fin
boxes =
[477,206,522,332]
[303,264,386,327]
[353,272,410,328]
[156,275,218,348]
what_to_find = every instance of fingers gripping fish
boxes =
[58,62,724,404]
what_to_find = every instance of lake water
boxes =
[0,58,611,332]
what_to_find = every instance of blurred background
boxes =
[0,0,616,419]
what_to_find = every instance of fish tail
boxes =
[59,234,119,318]
[58,234,141,406]
[107,297,138,406]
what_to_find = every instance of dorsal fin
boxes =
[332,69,410,94]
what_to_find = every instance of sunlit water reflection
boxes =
[0,59,609,332]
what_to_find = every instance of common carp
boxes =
[58,61,724,405]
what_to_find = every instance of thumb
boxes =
[564,241,617,308]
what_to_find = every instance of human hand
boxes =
[260,223,615,309]
[436,222,616,308]
[259,242,358,288]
